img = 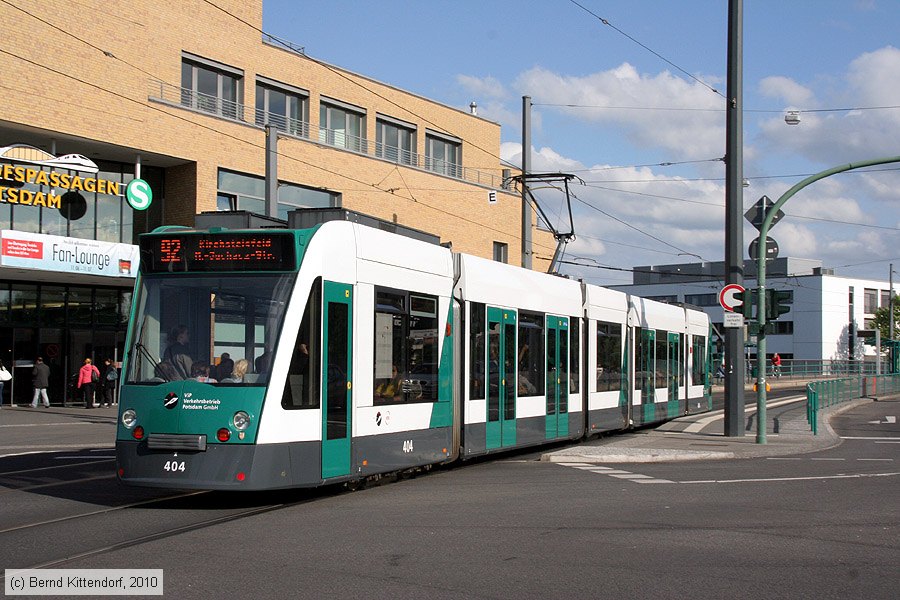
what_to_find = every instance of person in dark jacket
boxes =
[100,358,118,407]
[31,357,51,408]
[163,325,192,380]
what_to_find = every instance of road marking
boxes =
[840,436,900,440]
[681,472,900,484]
[857,458,894,461]
[867,416,896,424]
[810,458,845,461]
[556,462,674,484]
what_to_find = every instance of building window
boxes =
[684,293,717,307]
[255,80,308,137]
[376,116,416,165]
[492,241,508,263]
[864,288,878,314]
[881,289,891,308]
[217,169,338,219]
[181,55,243,120]
[769,321,793,335]
[425,132,462,178]
[319,99,366,152]
[646,295,678,303]
[373,288,439,405]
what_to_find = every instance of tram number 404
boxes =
[164,460,186,472]
[402,440,414,453]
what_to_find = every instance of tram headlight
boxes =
[232,411,251,431]
[122,409,137,429]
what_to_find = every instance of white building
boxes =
[611,257,896,362]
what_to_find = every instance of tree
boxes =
[871,294,900,346]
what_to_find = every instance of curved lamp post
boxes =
[754,156,900,443]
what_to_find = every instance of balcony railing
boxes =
[149,79,506,188]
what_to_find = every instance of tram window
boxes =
[504,322,516,419]
[283,280,321,409]
[469,302,485,400]
[126,273,294,385]
[596,321,622,392]
[326,301,349,440]
[569,317,580,393]
[517,311,544,396]
[373,287,439,405]
[655,333,668,390]
[637,328,653,399]
[487,324,500,422]
[692,336,707,385]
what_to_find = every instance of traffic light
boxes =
[733,289,756,318]
[766,289,791,320]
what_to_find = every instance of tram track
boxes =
[0,477,335,578]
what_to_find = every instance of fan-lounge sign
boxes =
[0,143,150,210]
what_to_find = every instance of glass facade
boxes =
[0,281,131,406]
[217,169,339,220]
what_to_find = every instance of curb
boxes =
[541,448,735,463]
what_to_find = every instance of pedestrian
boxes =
[101,358,118,407]
[77,358,100,409]
[0,359,11,408]
[31,356,51,408]
[772,352,782,378]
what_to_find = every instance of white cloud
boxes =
[455,74,508,101]
[512,64,725,159]
[758,75,815,107]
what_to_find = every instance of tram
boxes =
[115,220,712,490]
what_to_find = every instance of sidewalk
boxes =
[0,404,119,456]
[541,396,868,464]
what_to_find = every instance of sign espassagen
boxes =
[0,143,121,209]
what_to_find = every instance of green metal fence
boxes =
[806,373,900,434]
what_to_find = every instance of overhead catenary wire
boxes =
[567,0,724,98]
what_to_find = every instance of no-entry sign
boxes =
[718,283,745,312]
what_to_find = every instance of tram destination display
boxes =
[141,232,296,272]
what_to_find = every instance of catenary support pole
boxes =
[723,0,745,436]
[521,96,532,270]
[265,125,278,218]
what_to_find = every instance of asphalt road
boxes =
[1,398,897,599]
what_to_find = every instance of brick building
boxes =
[0,0,551,404]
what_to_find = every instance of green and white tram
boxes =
[116,219,712,490]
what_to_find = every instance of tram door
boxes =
[321,281,353,479]
[545,316,569,439]
[667,333,681,417]
[637,328,656,424]
[486,307,516,450]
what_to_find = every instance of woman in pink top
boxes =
[77,358,100,409]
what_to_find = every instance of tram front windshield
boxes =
[126,273,296,385]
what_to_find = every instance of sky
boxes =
[262,0,900,287]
